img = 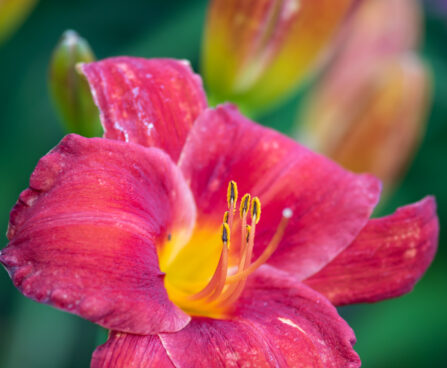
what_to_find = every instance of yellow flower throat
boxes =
[160,181,292,318]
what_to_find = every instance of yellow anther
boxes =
[251,197,261,224]
[221,223,230,247]
[240,194,251,218]
[245,225,251,243]
[223,211,229,224]
[227,181,238,209]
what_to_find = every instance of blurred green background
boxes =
[0,0,446,367]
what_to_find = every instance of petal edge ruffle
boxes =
[91,266,360,367]
[1,134,195,334]
[160,266,360,368]
[81,56,207,162]
[305,197,439,305]
[91,333,175,368]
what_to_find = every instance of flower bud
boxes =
[332,0,421,84]
[298,0,428,193]
[0,0,37,44]
[202,0,356,114]
[49,30,101,137]
[300,54,431,193]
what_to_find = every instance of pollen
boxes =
[251,197,261,224]
[227,180,238,209]
[223,211,229,224]
[177,181,292,315]
[240,193,251,218]
[221,223,230,245]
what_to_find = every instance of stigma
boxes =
[182,181,292,313]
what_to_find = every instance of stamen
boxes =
[251,197,261,224]
[239,196,250,260]
[206,224,229,301]
[221,222,230,243]
[227,181,238,232]
[241,199,259,274]
[179,181,292,315]
[245,225,251,243]
[215,198,260,309]
[187,223,230,301]
[223,211,229,224]
[227,180,238,209]
[240,194,251,219]
[226,208,292,283]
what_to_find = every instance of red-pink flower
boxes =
[0,57,438,367]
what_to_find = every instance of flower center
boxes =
[162,181,292,318]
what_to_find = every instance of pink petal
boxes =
[304,197,438,305]
[80,57,207,162]
[91,332,174,368]
[179,104,381,279]
[160,265,360,367]
[0,134,196,334]
[92,266,359,367]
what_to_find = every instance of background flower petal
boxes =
[158,266,360,367]
[179,104,381,280]
[300,54,431,194]
[298,0,429,194]
[304,197,439,305]
[91,332,174,368]
[81,56,207,162]
[203,0,356,112]
[0,134,196,334]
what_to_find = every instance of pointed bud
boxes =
[300,54,431,194]
[49,30,101,137]
[202,0,356,114]
[0,0,38,45]
[330,0,422,89]
[298,0,428,194]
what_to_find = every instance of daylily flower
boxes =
[202,0,357,113]
[0,57,438,367]
[299,0,430,194]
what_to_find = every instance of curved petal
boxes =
[178,104,381,280]
[92,266,359,367]
[80,57,208,162]
[0,134,196,334]
[304,197,438,305]
[203,0,356,112]
[91,332,174,368]
[161,265,360,367]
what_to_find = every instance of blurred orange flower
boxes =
[298,0,431,193]
[202,0,356,113]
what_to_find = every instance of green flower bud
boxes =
[49,30,101,137]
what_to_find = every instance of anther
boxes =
[251,197,261,224]
[227,181,238,209]
[240,194,251,218]
[245,225,251,243]
[221,223,230,245]
[223,211,229,224]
